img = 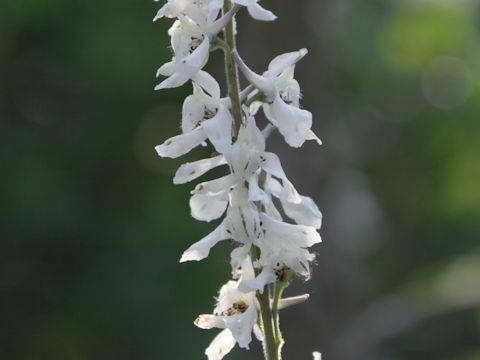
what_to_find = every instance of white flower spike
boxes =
[153,1,324,359]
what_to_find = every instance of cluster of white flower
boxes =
[154,1,322,359]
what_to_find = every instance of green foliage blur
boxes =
[1,0,479,359]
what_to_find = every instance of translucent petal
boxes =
[261,213,321,248]
[154,71,189,90]
[202,106,233,154]
[264,49,308,78]
[205,329,236,360]
[174,155,227,184]
[190,191,229,222]
[263,94,312,148]
[246,2,277,21]
[155,126,206,159]
[233,0,276,21]
[225,304,257,349]
[156,60,175,77]
[281,195,323,229]
[238,267,276,293]
[181,93,205,133]
[177,36,210,76]
[193,174,236,195]
[180,219,230,262]
[306,129,322,145]
[261,152,301,203]
[195,314,226,330]
[230,246,252,279]
[192,70,221,100]
[248,174,268,203]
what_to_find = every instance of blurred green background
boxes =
[1,0,479,359]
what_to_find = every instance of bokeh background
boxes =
[1,0,480,359]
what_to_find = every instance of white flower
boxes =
[155,105,232,158]
[240,212,321,292]
[263,175,322,229]
[155,21,211,90]
[313,351,322,360]
[154,0,230,35]
[235,49,322,147]
[181,74,221,133]
[195,258,259,359]
[232,0,276,21]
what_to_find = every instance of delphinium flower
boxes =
[153,1,323,359]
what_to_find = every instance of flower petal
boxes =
[248,174,269,202]
[205,329,236,360]
[190,190,229,222]
[193,174,236,195]
[233,0,276,21]
[177,36,210,76]
[261,152,301,203]
[238,267,276,294]
[181,92,205,133]
[155,126,206,159]
[201,106,233,154]
[180,219,230,262]
[225,304,257,349]
[281,195,323,229]
[263,93,312,148]
[174,155,227,184]
[264,49,308,78]
[192,70,221,100]
[154,71,190,90]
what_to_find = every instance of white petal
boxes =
[248,174,269,203]
[230,246,252,279]
[182,93,205,133]
[261,213,321,248]
[192,70,221,100]
[264,197,282,221]
[174,155,227,184]
[260,151,286,179]
[225,304,257,349]
[201,106,233,154]
[253,324,264,341]
[154,71,189,90]
[195,315,226,330]
[261,152,301,203]
[205,329,236,360]
[312,351,322,360]
[281,195,323,229]
[278,294,310,310]
[190,191,229,222]
[247,3,277,21]
[238,267,276,293]
[263,94,312,148]
[306,129,322,145]
[155,127,206,159]
[233,0,276,21]
[237,114,265,151]
[264,49,308,78]
[193,174,236,195]
[177,36,210,76]
[180,219,230,262]
[156,60,175,77]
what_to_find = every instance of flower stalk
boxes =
[223,0,243,132]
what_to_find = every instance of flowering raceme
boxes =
[153,1,323,359]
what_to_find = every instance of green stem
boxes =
[272,281,287,348]
[245,91,267,107]
[223,0,243,133]
[258,285,278,360]
[223,2,278,359]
